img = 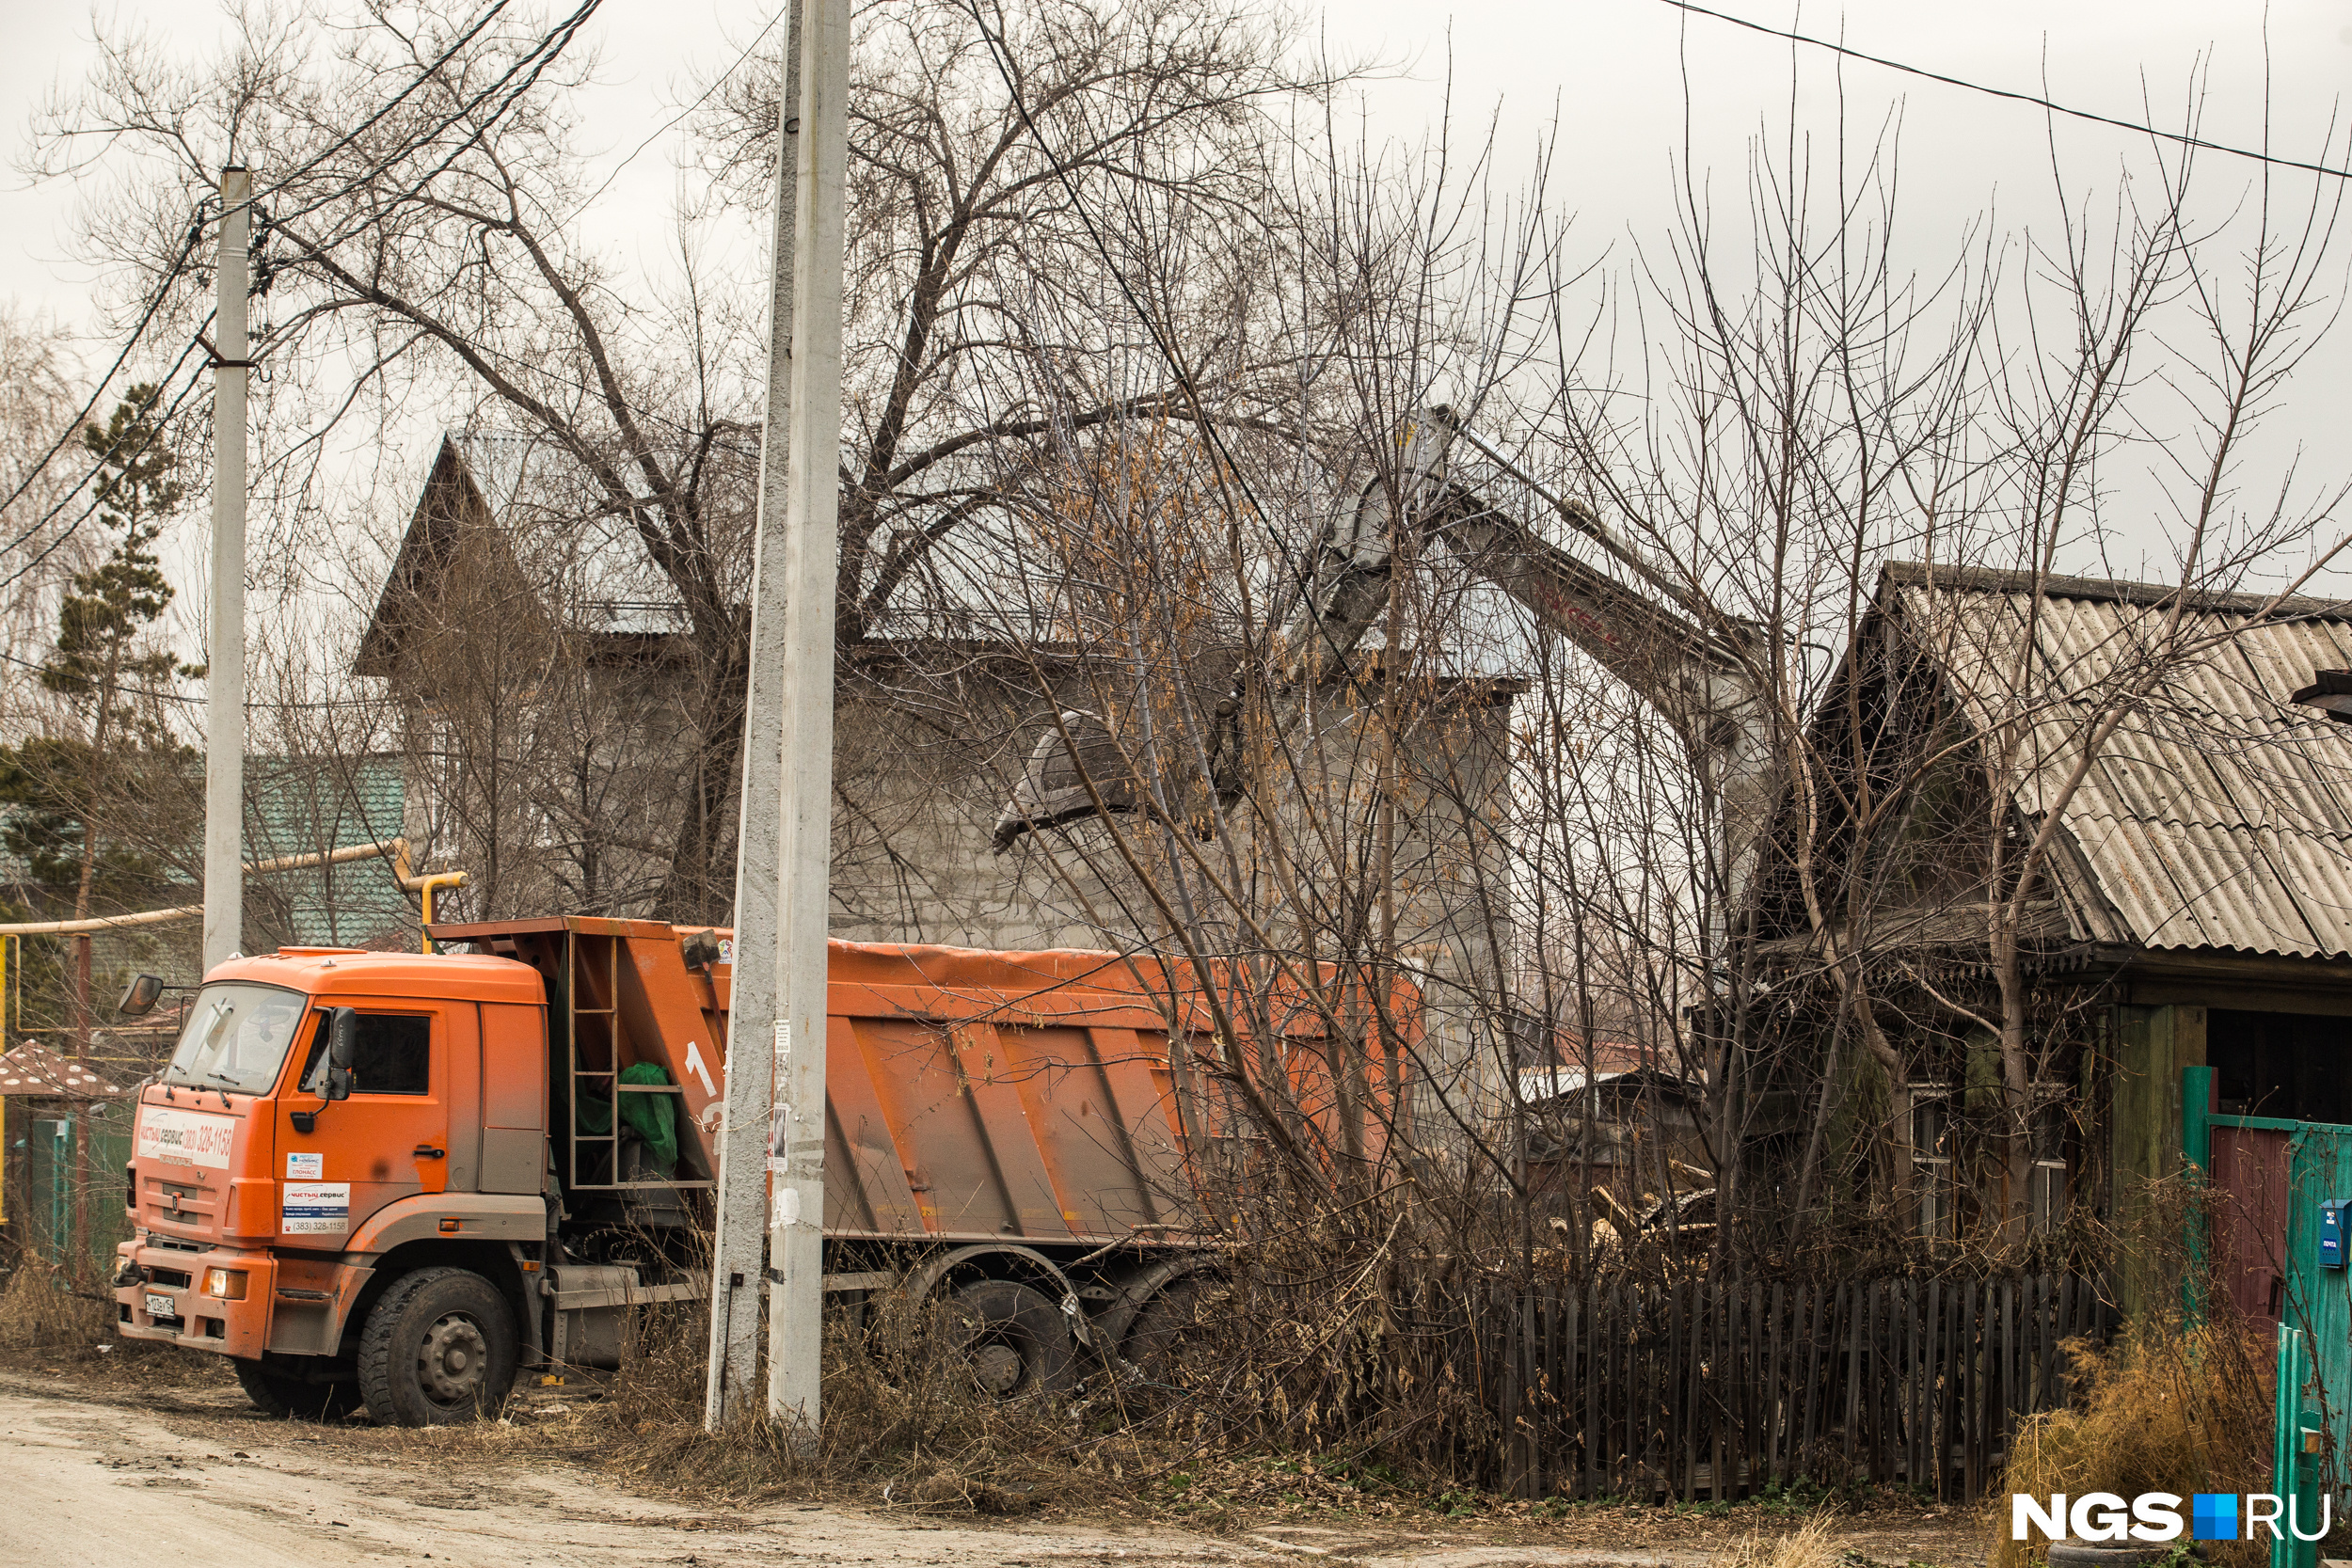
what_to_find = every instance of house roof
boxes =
[0,755,411,951]
[445,433,687,636]
[1518,1064,1701,1101]
[246,755,412,947]
[1880,562,2352,960]
[357,434,689,674]
[0,1041,126,1098]
[1518,1038,1703,1101]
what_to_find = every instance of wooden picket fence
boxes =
[1480,1273,2115,1501]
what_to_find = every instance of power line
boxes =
[0,5,536,552]
[1652,0,2352,182]
[0,329,214,594]
[4,3,609,595]
[558,8,787,228]
[0,647,386,711]
[0,219,207,537]
[249,1,517,205]
[266,0,606,233]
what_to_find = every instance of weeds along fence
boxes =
[1480,1273,2115,1502]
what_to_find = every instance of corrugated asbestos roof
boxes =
[1885,562,2352,959]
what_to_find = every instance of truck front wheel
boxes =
[358,1267,518,1427]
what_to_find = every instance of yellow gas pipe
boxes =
[390,846,469,954]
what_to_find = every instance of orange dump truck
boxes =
[110,917,1273,1425]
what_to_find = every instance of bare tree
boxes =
[30,0,1323,922]
[0,305,101,719]
[1557,95,2352,1255]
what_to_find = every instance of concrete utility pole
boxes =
[202,166,251,974]
[703,0,849,1434]
[765,0,850,1433]
[704,0,805,1432]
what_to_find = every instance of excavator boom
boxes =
[997,407,1772,907]
[1278,408,1756,752]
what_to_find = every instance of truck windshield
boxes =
[162,983,310,1095]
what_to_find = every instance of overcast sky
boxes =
[5,0,2352,594]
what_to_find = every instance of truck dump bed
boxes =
[428,920,1237,1248]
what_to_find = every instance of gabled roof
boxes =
[357,433,688,675]
[1878,562,2352,960]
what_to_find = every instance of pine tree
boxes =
[46,383,199,742]
[0,385,200,1030]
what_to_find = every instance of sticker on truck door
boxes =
[281,1182,350,1234]
[285,1151,322,1180]
[135,1105,236,1170]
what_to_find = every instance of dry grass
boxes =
[529,1291,1133,1514]
[1991,1310,2271,1568]
[0,1254,230,1388]
[1723,1513,1844,1568]
[0,1256,115,1352]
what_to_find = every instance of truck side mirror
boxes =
[325,1007,358,1101]
[116,974,164,1018]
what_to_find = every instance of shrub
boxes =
[1992,1311,2271,1568]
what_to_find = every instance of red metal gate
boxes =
[2208,1122,2290,1328]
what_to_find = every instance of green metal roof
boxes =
[243,754,412,948]
[0,753,413,949]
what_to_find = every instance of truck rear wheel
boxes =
[950,1279,1076,1399]
[1121,1275,1211,1380]
[358,1267,517,1427]
[233,1357,360,1421]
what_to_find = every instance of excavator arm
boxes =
[996,409,1772,905]
[1278,411,1746,719]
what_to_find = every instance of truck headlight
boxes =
[201,1269,247,1301]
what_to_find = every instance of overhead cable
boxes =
[1652,0,2352,182]
[0,219,207,539]
[5,2,608,592]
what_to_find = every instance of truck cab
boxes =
[113,945,568,1423]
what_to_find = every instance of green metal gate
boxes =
[14,1108,132,1277]
[2188,1064,2352,1507]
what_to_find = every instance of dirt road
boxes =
[0,1369,1983,1567]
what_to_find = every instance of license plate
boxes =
[145,1291,176,1320]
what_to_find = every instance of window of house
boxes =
[1912,1085,1954,1242]
[300,1013,434,1097]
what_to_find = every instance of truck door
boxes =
[276,1000,473,1246]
